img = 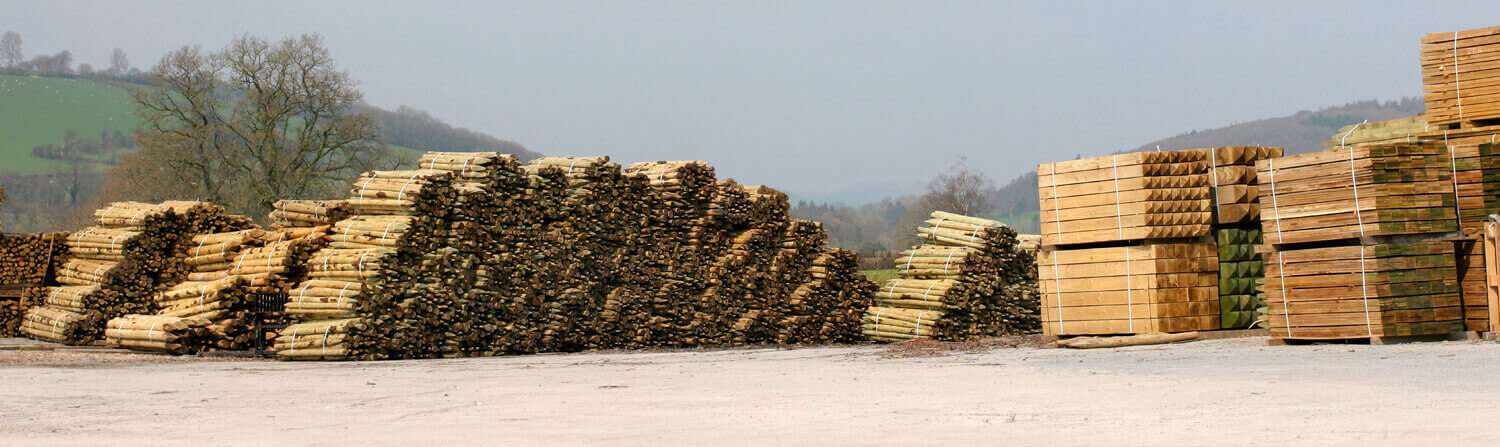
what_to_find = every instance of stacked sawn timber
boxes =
[1216,227,1266,329]
[1039,242,1219,335]
[1422,26,1500,127]
[1258,142,1462,341]
[863,211,1038,341]
[1037,149,1211,246]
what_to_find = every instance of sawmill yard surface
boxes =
[2,337,1498,445]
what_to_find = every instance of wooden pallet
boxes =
[1256,142,1460,246]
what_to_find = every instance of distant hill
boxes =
[0,73,537,176]
[993,98,1426,233]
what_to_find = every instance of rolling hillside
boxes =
[0,74,140,173]
[992,98,1426,233]
[0,73,537,175]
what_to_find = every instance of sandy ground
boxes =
[2,336,1499,446]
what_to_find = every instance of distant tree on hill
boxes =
[119,33,391,217]
[77,63,93,76]
[0,31,20,68]
[108,48,128,76]
[29,50,73,75]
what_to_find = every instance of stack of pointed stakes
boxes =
[104,314,214,354]
[0,232,67,337]
[1038,149,1212,247]
[1216,227,1266,329]
[21,201,250,344]
[864,211,1038,342]
[270,200,350,228]
[1206,146,1283,224]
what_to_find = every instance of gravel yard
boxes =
[2,336,1498,445]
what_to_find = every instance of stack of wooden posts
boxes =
[1258,142,1463,341]
[107,226,320,353]
[1039,242,1219,334]
[269,200,350,228]
[104,314,213,355]
[1037,150,1212,246]
[269,151,875,360]
[1036,148,1221,336]
[1258,142,1457,245]
[1324,116,1431,148]
[1422,26,1500,127]
[863,211,1038,342]
[1216,227,1266,329]
[0,232,66,337]
[21,201,250,344]
[1207,146,1283,224]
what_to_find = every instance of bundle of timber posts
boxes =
[0,232,66,337]
[862,211,1037,341]
[1037,148,1220,336]
[1257,141,1464,342]
[1205,146,1280,329]
[21,201,251,344]
[1422,26,1500,128]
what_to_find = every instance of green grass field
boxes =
[0,73,141,174]
[860,269,898,283]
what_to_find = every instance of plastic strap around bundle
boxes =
[1050,250,1064,331]
[1267,158,1285,244]
[1124,246,1134,333]
[941,249,960,274]
[912,312,924,337]
[321,326,332,357]
[336,281,355,308]
[395,171,424,202]
[1444,131,1463,226]
[1455,31,1465,121]
[1275,252,1292,338]
[1050,168,1064,245]
[930,217,949,245]
[380,218,402,241]
[918,281,940,303]
[1345,143,1376,338]
[872,307,885,328]
[146,321,162,343]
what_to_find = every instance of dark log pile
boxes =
[273,151,875,360]
[21,201,252,344]
[864,211,1039,342]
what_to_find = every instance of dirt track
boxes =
[2,337,1498,446]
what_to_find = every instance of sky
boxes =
[6,1,1500,200]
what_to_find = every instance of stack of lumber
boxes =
[21,201,251,344]
[1216,227,1266,329]
[103,314,213,355]
[1324,116,1431,147]
[1037,149,1211,246]
[1206,146,1283,224]
[863,211,1038,342]
[1039,242,1220,335]
[1266,242,1462,339]
[1,287,45,337]
[272,318,359,360]
[1422,26,1500,127]
[270,200,350,228]
[1256,142,1458,246]
[0,232,66,286]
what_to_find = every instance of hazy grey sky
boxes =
[7,1,1499,198]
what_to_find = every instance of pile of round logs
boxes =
[21,201,252,345]
[104,315,213,355]
[270,200,350,228]
[271,151,875,361]
[863,211,1039,342]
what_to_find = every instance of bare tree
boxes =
[108,47,128,76]
[921,157,997,217]
[126,33,390,217]
[0,31,20,68]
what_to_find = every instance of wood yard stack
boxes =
[1422,26,1500,127]
[1216,227,1266,329]
[269,200,350,228]
[267,151,875,361]
[1038,149,1212,246]
[861,211,1038,342]
[1257,141,1463,342]
[1037,148,1221,336]
[1206,146,1283,224]
[21,202,251,344]
[0,232,66,337]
